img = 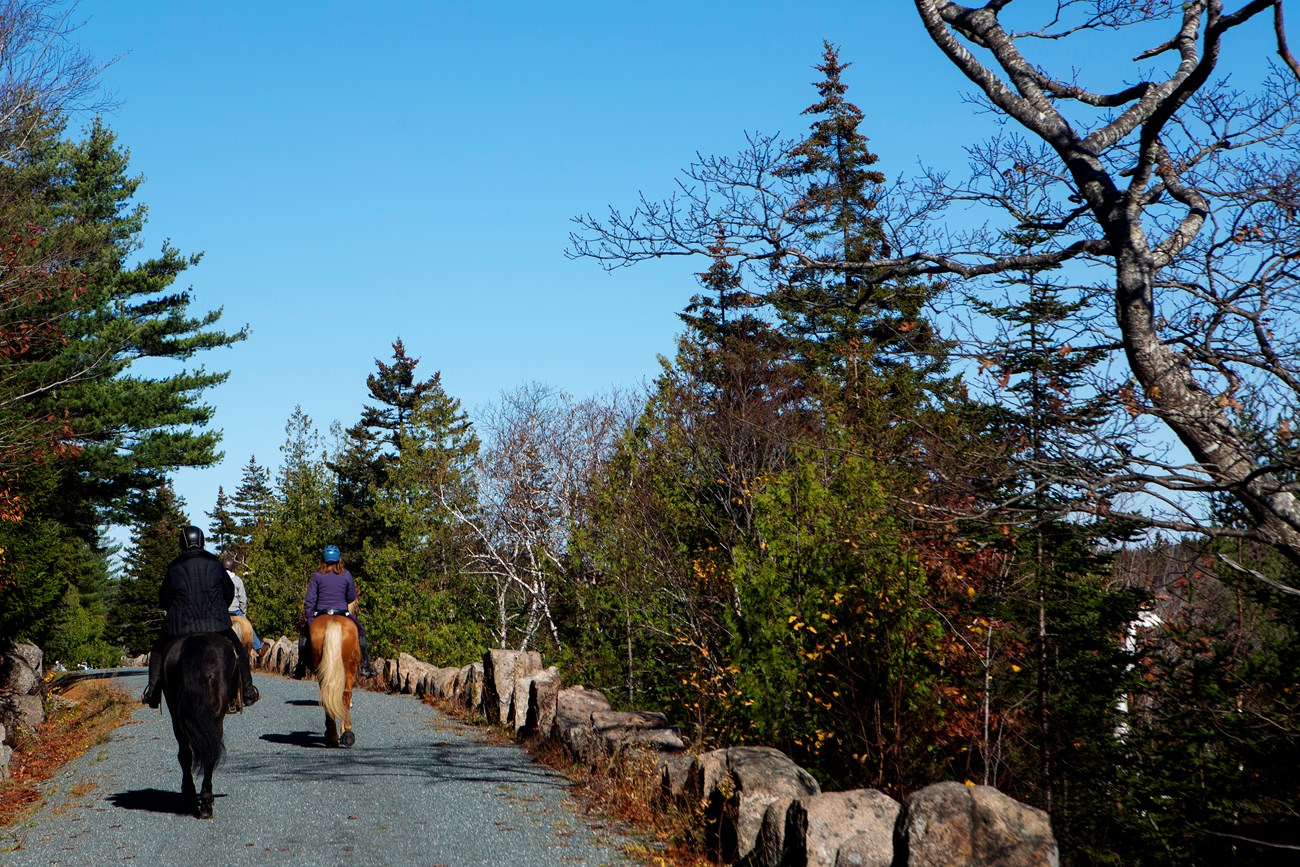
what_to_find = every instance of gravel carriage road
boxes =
[1,670,641,867]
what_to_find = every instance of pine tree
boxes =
[364,379,485,661]
[206,486,240,559]
[332,339,455,579]
[360,339,439,464]
[230,456,273,551]
[108,483,189,654]
[245,409,338,637]
[0,114,244,649]
[961,216,1145,845]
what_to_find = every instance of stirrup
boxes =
[141,682,162,709]
[242,684,260,706]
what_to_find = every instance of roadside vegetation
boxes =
[0,679,135,831]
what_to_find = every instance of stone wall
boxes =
[0,642,48,782]
[252,639,1059,867]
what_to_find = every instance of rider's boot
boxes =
[225,628,259,710]
[358,631,377,679]
[293,633,309,679]
[140,641,164,708]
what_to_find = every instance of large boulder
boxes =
[261,636,295,674]
[519,666,561,735]
[590,710,685,757]
[423,666,461,701]
[658,751,696,804]
[550,686,611,760]
[0,693,44,735]
[691,746,821,864]
[788,789,900,867]
[453,663,484,713]
[481,649,542,726]
[0,652,39,697]
[901,782,1058,867]
[747,796,796,867]
[396,653,437,695]
[5,642,42,674]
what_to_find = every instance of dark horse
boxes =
[161,632,240,818]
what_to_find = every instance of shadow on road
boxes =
[259,730,331,749]
[284,699,319,706]
[106,787,223,815]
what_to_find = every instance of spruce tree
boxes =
[108,483,189,654]
[963,217,1145,846]
[244,409,338,637]
[230,456,272,550]
[206,486,239,559]
[365,380,484,660]
[773,42,950,440]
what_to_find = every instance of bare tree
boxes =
[442,383,633,650]
[0,0,114,161]
[572,2,1300,588]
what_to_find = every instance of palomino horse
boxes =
[161,632,239,818]
[229,614,255,658]
[308,613,360,747]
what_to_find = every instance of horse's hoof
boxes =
[197,797,214,819]
[340,730,355,748]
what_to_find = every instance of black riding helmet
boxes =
[179,525,205,551]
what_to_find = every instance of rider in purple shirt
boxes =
[295,545,376,678]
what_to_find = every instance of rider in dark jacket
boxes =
[294,545,376,678]
[140,526,260,709]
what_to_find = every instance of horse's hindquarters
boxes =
[309,614,359,747]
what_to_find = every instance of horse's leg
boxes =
[177,736,196,811]
[340,657,355,748]
[197,752,215,819]
[324,713,338,747]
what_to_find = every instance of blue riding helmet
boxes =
[323,545,341,564]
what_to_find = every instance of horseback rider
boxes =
[140,526,260,710]
[294,545,377,679]
[222,554,262,651]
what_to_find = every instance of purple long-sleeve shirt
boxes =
[304,568,357,624]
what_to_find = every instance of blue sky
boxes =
[71,2,1273,526]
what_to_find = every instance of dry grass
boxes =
[423,694,713,867]
[0,679,135,829]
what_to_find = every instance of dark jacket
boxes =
[159,549,235,638]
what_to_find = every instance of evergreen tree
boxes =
[108,483,189,654]
[773,42,950,442]
[360,338,439,462]
[364,381,485,661]
[0,114,244,648]
[960,215,1146,851]
[206,486,239,559]
[329,421,384,574]
[245,408,338,637]
[330,339,445,578]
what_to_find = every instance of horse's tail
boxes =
[318,620,346,723]
[175,637,228,771]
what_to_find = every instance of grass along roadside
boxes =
[0,679,136,832]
